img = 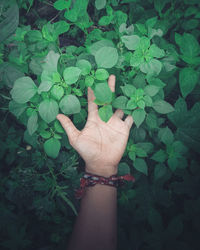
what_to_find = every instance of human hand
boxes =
[57,75,134,177]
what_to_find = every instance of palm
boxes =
[73,116,130,172]
[57,75,134,176]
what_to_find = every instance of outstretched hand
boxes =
[57,75,134,177]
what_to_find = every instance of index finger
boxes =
[108,75,115,92]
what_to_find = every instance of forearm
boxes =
[67,184,117,250]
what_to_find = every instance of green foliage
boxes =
[94,82,113,104]
[179,67,199,98]
[44,137,61,159]
[1,0,200,249]
[11,77,37,103]
[95,46,119,68]
[153,100,174,114]
[59,95,81,115]
[95,0,106,10]
[63,67,81,84]
[39,99,59,123]
[0,0,19,43]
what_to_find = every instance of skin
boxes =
[57,75,134,250]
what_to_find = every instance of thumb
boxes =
[56,114,80,145]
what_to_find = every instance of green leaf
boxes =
[143,95,152,107]
[39,99,59,123]
[148,27,163,39]
[172,141,187,154]
[144,85,160,97]
[76,59,92,76]
[41,70,52,82]
[42,21,69,41]
[135,146,147,157]
[51,85,64,100]
[126,99,137,110]
[53,72,61,83]
[153,100,174,114]
[185,6,198,17]
[121,84,136,97]
[130,49,144,67]
[94,82,113,104]
[148,44,165,58]
[146,113,158,129]
[26,108,35,117]
[145,16,158,28]
[54,120,65,134]
[167,97,188,127]
[118,162,130,175]
[44,138,61,159]
[129,151,136,161]
[114,11,128,26]
[38,81,53,94]
[98,105,113,122]
[85,75,94,87]
[95,47,118,68]
[154,0,170,14]
[54,0,70,10]
[0,2,19,43]
[95,69,109,80]
[54,120,65,133]
[134,158,148,175]
[140,59,162,76]
[40,130,51,139]
[0,63,24,88]
[177,33,200,58]
[54,133,62,139]
[154,163,167,180]
[54,21,70,37]
[112,96,128,109]
[59,95,81,115]
[26,30,42,42]
[151,149,167,163]
[58,191,77,215]
[147,77,166,88]
[121,35,140,50]
[95,0,106,10]
[72,88,83,97]
[98,16,112,26]
[42,50,60,73]
[138,36,150,50]
[135,23,147,35]
[27,111,38,136]
[132,109,146,128]
[179,67,199,98]
[11,77,37,103]
[42,22,57,42]
[136,142,154,154]
[9,101,27,118]
[64,8,78,22]
[88,40,114,56]
[158,127,174,145]
[168,157,179,171]
[137,100,145,109]
[181,55,200,65]
[63,67,81,84]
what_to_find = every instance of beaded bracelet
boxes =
[75,172,135,199]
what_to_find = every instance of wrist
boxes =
[85,164,118,178]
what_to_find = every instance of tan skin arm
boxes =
[57,75,134,250]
